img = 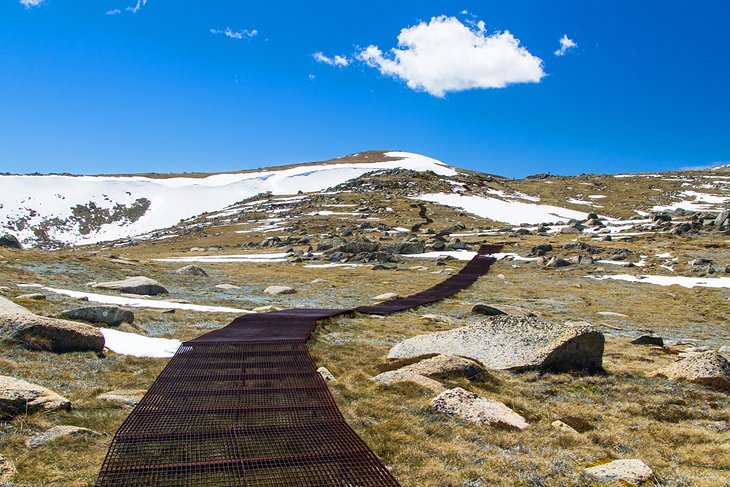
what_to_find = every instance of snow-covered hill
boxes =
[0,152,455,247]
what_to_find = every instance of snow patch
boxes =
[100,328,181,358]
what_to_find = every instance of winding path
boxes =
[96,244,501,486]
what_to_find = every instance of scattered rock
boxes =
[215,284,240,290]
[60,306,134,327]
[316,367,337,384]
[419,314,455,324]
[471,304,506,316]
[25,425,101,448]
[0,375,71,418]
[545,256,571,268]
[720,346,730,353]
[432,387,528,430]
[97,389,146,407]
[0,234,22,249]
[15,293,47,301]
[583,459,654,485]
[551,420,581,436]
[631,335,664,347]
[0,297,104,353]
[373,292,400,301]
[92,276,168,296]
[264,286,296,295]
[654,352,730,390]
[0,454,16,483]
[175,265,209,277]
[374,371,445,393]
[388,315,604,372]
[529,244,552,257]
[714,208,729,227]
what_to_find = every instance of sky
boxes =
[1,1,728,177]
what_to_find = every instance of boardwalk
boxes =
[96,244,500,486]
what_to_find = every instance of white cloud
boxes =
[210,27,258,40]
[106,9,121,15]
[355,15,544,97]
[312,52,350,67]
[126,0,148,14]
[554,35,577,56]
[19,0,43,8]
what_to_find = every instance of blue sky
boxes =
[1,1,728,177]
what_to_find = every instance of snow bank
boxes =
[1,151,456,247]
[100,328,181,358]
[415,193,588,225]
[589,274,730,289]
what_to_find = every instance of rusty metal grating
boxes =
[96,245,500,486]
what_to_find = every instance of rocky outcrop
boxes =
[471,304,506,316]
[631,335,664,347]
[175,265,209,277]
[97,389,146,407]
[654,352,730,390]
[388,315,604,372]
[0,234,22,249]
[0,297,104,353]
[583,459,654,484]
[60,306,134,327]
[0,375,71,418]
[25,425,101,448]
[92,276,168,296]
[373,355,484,393]
[264,286,296,295]
[432,387,528,430]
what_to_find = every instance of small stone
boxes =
[631,336,664,347]
[15,293,47,301]
[551,420,581,436]
[545,256,571,268]
[432,387,528,430]
[0,454,16,483]
[264,286,296,296]
[160,309,176,314]
[373,292,400,301]
[596,311,629,318]
[317,367,337,383]
[25,425,101,448]
[419,314,455,324]
[97,390,146,407]
[471,304,506,316]
[175,265,209,277]
[583,459,654,485]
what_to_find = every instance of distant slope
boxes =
[0,151,455,247]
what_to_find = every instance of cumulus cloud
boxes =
[312,52,350,67]
[355,15,544,97]
[210,27,258,40]
[19,0,43,8]
[554,35,577,56]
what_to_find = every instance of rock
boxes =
[92,276,168,296]
[720,346,730,353]
[715,208,729,227]
[654,352,730,390]
[631,335,664,347]
[373,292,400,301]
[0,234,22,249]
[0,454,16,483]
[374,371,445,393]
[560,225,583,234]
[316,367,337,384]
[471,304,506,316]
[528,244,552,257]
[545,256,571,268]
[432,387,528,430]
[215,284,240,290]
[419,314,455,324]
[25,425,101,448]
[60,306,134,327]
[0,375,71,418]
[264,286,296,295]
[596,311,628,318]
[15,293,47,301]
[175,265,209,277]
[583,459,654,485]
[551,420,581,436]
[373,355,485,393]
[568,255,595,265]
[690,258,713,266]
[557,415,594,432]
[388,315,604,372]
[0,297,104,353]
[97,389,146,407]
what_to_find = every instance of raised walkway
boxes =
[96,244,500,486]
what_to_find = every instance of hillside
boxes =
[0,151,728,486]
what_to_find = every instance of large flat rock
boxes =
[92,276,168,296]
[655,352,730,391]
[388,315,604,372]
[60,306,134,327]
[0,297,104,353]
[432,387,528,430]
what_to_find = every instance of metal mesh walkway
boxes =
[96,244,501,486]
